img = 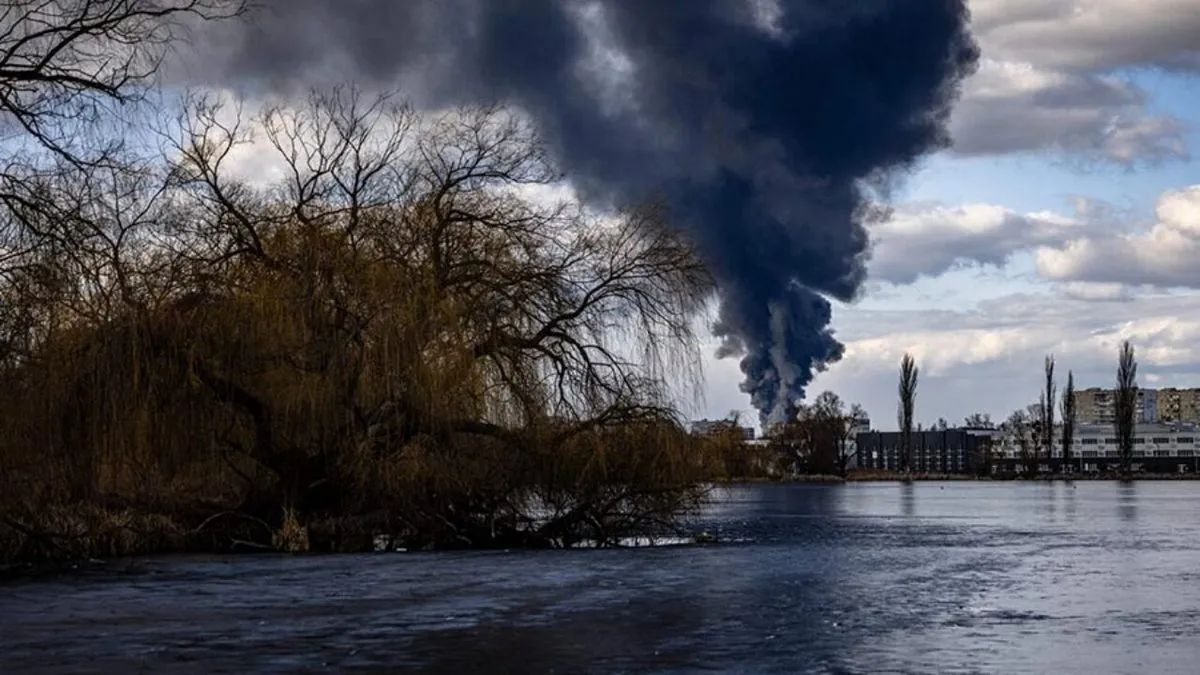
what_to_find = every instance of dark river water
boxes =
[4,481,1200,673]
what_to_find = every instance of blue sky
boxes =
[698,2,1200,430]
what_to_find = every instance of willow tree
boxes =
[1115,341,1138,478]
[897,353,918,473]
[1,89,718,553]
[0,4,717,557]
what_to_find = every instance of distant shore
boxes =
[722,471,1200,484]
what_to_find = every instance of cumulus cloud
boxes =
[950,60,1186,162]
[1036,185,1200,287]
[971,0,1200,72]
[952,0,1198,162]
[868,200,1078,283]
[873,185,1200,290]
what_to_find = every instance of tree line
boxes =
[999,341,1139,477]
[889,340,1141,478]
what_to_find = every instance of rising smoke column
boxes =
[208,0,978,425]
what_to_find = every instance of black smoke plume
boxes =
[203,0,978,425]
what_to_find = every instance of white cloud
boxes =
[970,0,1200,73]
[1102,115,1188,165]
[868,186,1200,290]
[949,60,1186,164]
[843,326,1044,376]
[1157,185,1200,234]
[867,200,1078,283]
[951,0,1198,162]
[1035,185,1200,287]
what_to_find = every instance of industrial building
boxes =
[855,429,995,474]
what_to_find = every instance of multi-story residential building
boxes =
[1072,387,1158,424]
[996,422,1200,474]
[1157,388,1200,422]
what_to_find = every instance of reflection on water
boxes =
[5,481,1200,673]
[900,480,915,517]
[1118,480,1138,522]
[1063,480,1078,522]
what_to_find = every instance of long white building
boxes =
[998,422,1200,473]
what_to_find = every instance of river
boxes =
[3,481,1199,673]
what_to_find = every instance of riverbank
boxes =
[12,471,1200,571]
[0,505,445,569]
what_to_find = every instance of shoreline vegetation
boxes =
[6,471,1195,578]
[0,4,736,566]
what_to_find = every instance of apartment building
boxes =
[1072,387,1158,424]
[1157,388,1200,423]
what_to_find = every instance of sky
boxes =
[176,0,1200,433]
[698,0,1200,430]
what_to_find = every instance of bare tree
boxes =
[810,392,846,475]
[1060,370,1076,473]
[767,417,804,475]
[1004,406,1038,476]
[897,353,918,474]
[963,412,993,428]
[0,1,245,274]
[0,0,244,165]
[708,410,768,479]
[845,403,867,475]
[1042,354,1056,465]
[809,392,867,477]
[1115,341,1138,477]
[771,392,865,477]
[1031,399,1045,474]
